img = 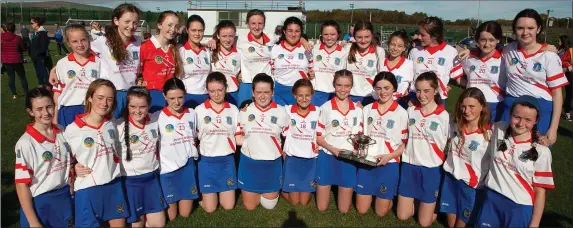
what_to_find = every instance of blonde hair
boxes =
[84,79,117,114]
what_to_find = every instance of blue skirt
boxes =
[311,91,334,106]
[74,178,129,227]
[237,153,282,193]
[315,150,357,188]
[159,158,199,204]
[113,90,127,120]
[273,82,295,106]
[226,91,239,106]
[398,163,443,204]
[58,105,84,128]
[355,162,400,200]
[149,89,166,114]
[439,172,479,224]
[475,189,533,228]
[237,82,253,108]
[282,156,317,193]
[123,171,168,223]
[20,185,73,228]
[184,93,209,109]
[349,95,375,106]
[198,154,238,194]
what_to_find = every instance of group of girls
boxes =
[15,2,565,227]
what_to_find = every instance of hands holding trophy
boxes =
[338,133,378,166]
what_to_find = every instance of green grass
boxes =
[2,42,572,227]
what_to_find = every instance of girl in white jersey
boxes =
[311,20,348,106]
[356,72,407,216]
[117,87,167,227]
[180,15,212,109]
[195,72,239,213]
[500,9,568,146]
[15,88,73,228]
[155,77,199,221]
[476,96,554,228]
[211,20,241,106]
[66,79,128,227]
[408,17,463,106]
[271,16,313,106]
[52,24,100,128]
[346,21,386,106]
[316,69,363,213]
[397,72,450,227]
[378,30,414,108]
[439,88,492,227]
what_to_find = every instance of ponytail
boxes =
[123,86,152,162]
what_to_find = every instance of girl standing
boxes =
[378,30,414,108]
[211,20,241,106]
[15,88,73,227]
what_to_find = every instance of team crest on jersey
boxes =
[386,120,395,129]
[490,66,499,74]
[248,114,256,122]
[311,121,317,129]
[429,121,439,131]
[154,55,163,64]
[332,119,340,127]
[204,116,212,124]
[510,58,519,66]
[468,140,479,151]
[335,57,341,65]
[271,116,278,124]
[226,116,233,125]
[416,57,424,64]
[84,137,95,148]
[151,129,158,138]
[188,121,195,130]
[278,54,285,59]
[380,185,387,194]
[367,60,375,67]
[132,51,139,60]
[67,70,76,79]
[353,117,357,126]
[248,46,255,53]
[298,53,304,60]
[41,151,53,162]
[232,59,237,66]
[533,62,542,72]
[408,118,416,126]
[291,119,296,126]
[117,203,125,213]
[186,57,193,64]
[165,124,175,133]
[130,135,139,144]
[396,75,402,83]
[470,65,476,71]
[90,69,98,78]
[367,117,373,125]
[316,55,323,61]
[463,208,471,219]
[437,57,446,66]
[227,177,234,186]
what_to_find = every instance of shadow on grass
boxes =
[557,126,573,138]
[281,210,307,228]
[539,210,573,227]
[1,172,19,227]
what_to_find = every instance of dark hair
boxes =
[559,35,570,50]
[6,22,15,33]
[292,78,314,94]
[418,17,444,43]
[186,14,205,30]
[454,88,491,144]
[206,71,228,91]
[163,77,186,94]
[105,3,141,63]
[475,21,502,42]
[415,71,442,105]
[123,86,152,161]
[333,69,354,88]
[274,25,282,35]
[372,72,398,92]
[30,16,45,26]
[497,102,540,161]
[85,79,118,114]
[387,29,409,56]
[64,24,89,43]
[212,20,236,64]
[277,16,304,44]
[512,9,543,35]
[157,11,183,77]
[246,9,266,23]
[319,20,341,43]
[25,87,53,111]
[348,20,376,64]
[252,73,274,91]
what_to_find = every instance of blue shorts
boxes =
[476,189,533,228]
[237,153,282,193]
[273,82,295,106]
[20,185,73,228]
[502,96,552,135]
[282,156,317,193]
[355,162,400,200]
[124,171,168,223]
[74,177,129,227]
[184,93,209,109]
[398,163,443,203]
[439,172,478,224]
[315,150,356,188]
[113,90,127,120]
[149,89,166,114]
[488,102,503,123]
[57,105,84,128]
[159,158,199,204]
[237,82,253,108]
[311,91,334,106]
[198,154,238,194]
[226,91,239,106]
[408,91,446,106]
[349,95,375,106]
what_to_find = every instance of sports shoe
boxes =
[13,95,17,99]
[566,113,572,121]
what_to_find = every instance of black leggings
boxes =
[564,72,573,113]
[3,63,29,95]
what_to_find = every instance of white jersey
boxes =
[116,115,160,177]
[283,105,321,158]
[346,45,386,97]
[91,36,141,90]
[236,32,276,83]
[53,53,101,107]
[501,42,568,101]
[403,105,450,168]
[318,98,364,155]
[65,115,121,191]
[485,122,555,206]
[378,56,415,99]
[211,47,241,93]
[195,101,239,157]
[14,124,72,197]
[271,41,313,86]
[443,122,492,188]
[311,44,348,93]
[179,42,212,94]
[362,101,408,162]
[462,50,504,103]
[154,107,198,174]
[235,102,289,160]
[408,42,463,99]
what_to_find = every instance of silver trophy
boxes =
[338,133,378,166]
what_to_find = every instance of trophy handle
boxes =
[347,134,358,144]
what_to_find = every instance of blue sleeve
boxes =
[343,34,350,41]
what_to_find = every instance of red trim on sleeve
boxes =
[548,81,569,90]
[15,163,29,172]
[401,129,408,134]
[532,182,555,189]
[234,131,244,136]
[15,178,32,184]
[515,173,535,204]
[547,72,565,81]
[534,172,553,177]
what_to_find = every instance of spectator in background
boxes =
[558,35,570,57]
[90,22,105,40]
[1,22,29,99]
[343,25,355,43]
[177,25,188,45]
[274,25,282,42]
[20,24,31,51]
[560,36,573,121]
[54,23,69,56]
[29,16,52,87]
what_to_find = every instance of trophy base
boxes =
[339,150,378,166]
